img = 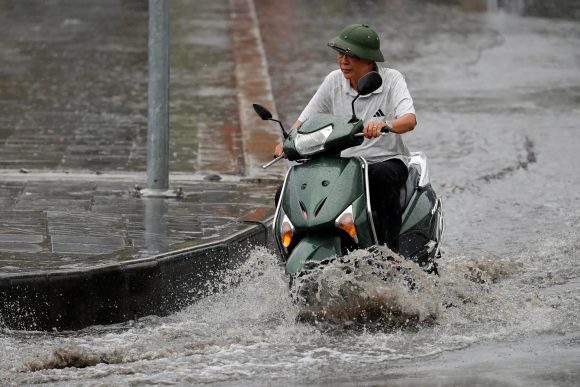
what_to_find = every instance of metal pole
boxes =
[147,0,169,191]
[144,198,168,254]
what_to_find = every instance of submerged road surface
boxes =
[2,0,579,385]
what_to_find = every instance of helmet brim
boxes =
[328,37,384,62]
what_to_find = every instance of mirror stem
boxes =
[348,94,361,123]
[271,119,288,139]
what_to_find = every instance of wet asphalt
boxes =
[0,0,281,276]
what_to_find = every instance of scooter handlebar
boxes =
[354,127,389,138]
[265,126,389,167]
[262,154,285,169]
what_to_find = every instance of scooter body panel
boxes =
[401,186,438,236]
[282,156,362,230]
[274,156,377,272]
[286,235,342,274]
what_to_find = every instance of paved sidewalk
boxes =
[0,0,283,330]
[0,173,277,275]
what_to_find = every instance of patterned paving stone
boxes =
[0,0,281,278]
[0,178,277,274]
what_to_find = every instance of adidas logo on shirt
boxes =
[373,109,385,118]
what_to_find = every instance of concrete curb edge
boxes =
[0,218,274,331]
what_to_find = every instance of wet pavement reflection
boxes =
[0,176,277,274]
[0,0,279,274]
[0,0,249,174]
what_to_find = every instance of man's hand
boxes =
[274,142,285,158]
[273,119,301,158]
[363,120,387,138]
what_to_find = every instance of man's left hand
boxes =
[363,120,386,138]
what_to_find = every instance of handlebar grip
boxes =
[354,131,389,138]
[262,154,285,169]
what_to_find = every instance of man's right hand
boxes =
[274,142,285,158]
[273,119,302,158]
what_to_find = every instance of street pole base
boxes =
[133,186,184,199]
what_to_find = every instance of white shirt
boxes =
[298,67,415,165]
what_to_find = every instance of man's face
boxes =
[336,53,374,87]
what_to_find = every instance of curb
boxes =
[0,0,282,331]
[1,219,273,331]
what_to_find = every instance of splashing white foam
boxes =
[3,245,578,385]
[290,247,441,330]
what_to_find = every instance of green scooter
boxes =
[254,71,444,277]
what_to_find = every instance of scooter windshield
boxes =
[294,125,333,156]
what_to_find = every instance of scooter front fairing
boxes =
[273,155,378,273]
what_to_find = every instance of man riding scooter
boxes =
[274,24,417,253]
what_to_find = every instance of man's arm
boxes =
[390,113,416,134]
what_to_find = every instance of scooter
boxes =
[254,71,444,277]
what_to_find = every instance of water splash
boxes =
[3,246,577,385]
[290,247,441,330]
[17,346,123,372]
[10,246,296,375]
[439,255,522,308]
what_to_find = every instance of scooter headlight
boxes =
[294,125,333,156]
[335,204,358,244]
[280,214,295,249]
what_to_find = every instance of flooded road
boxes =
[2,0,580,385]
[1,246,577,385]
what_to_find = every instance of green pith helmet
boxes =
[328,24,384,62]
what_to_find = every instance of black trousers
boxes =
[274,158,408,251]
[368,159,408,252]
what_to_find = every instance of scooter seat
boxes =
[400,165,420,209]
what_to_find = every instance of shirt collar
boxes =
[343,67,384,97]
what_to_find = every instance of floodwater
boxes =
[1,0,580,385]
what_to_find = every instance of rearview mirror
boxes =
[348,71,384,123]
[252,104,272,120]
[357,71,382,96]
[252,103,288,139]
